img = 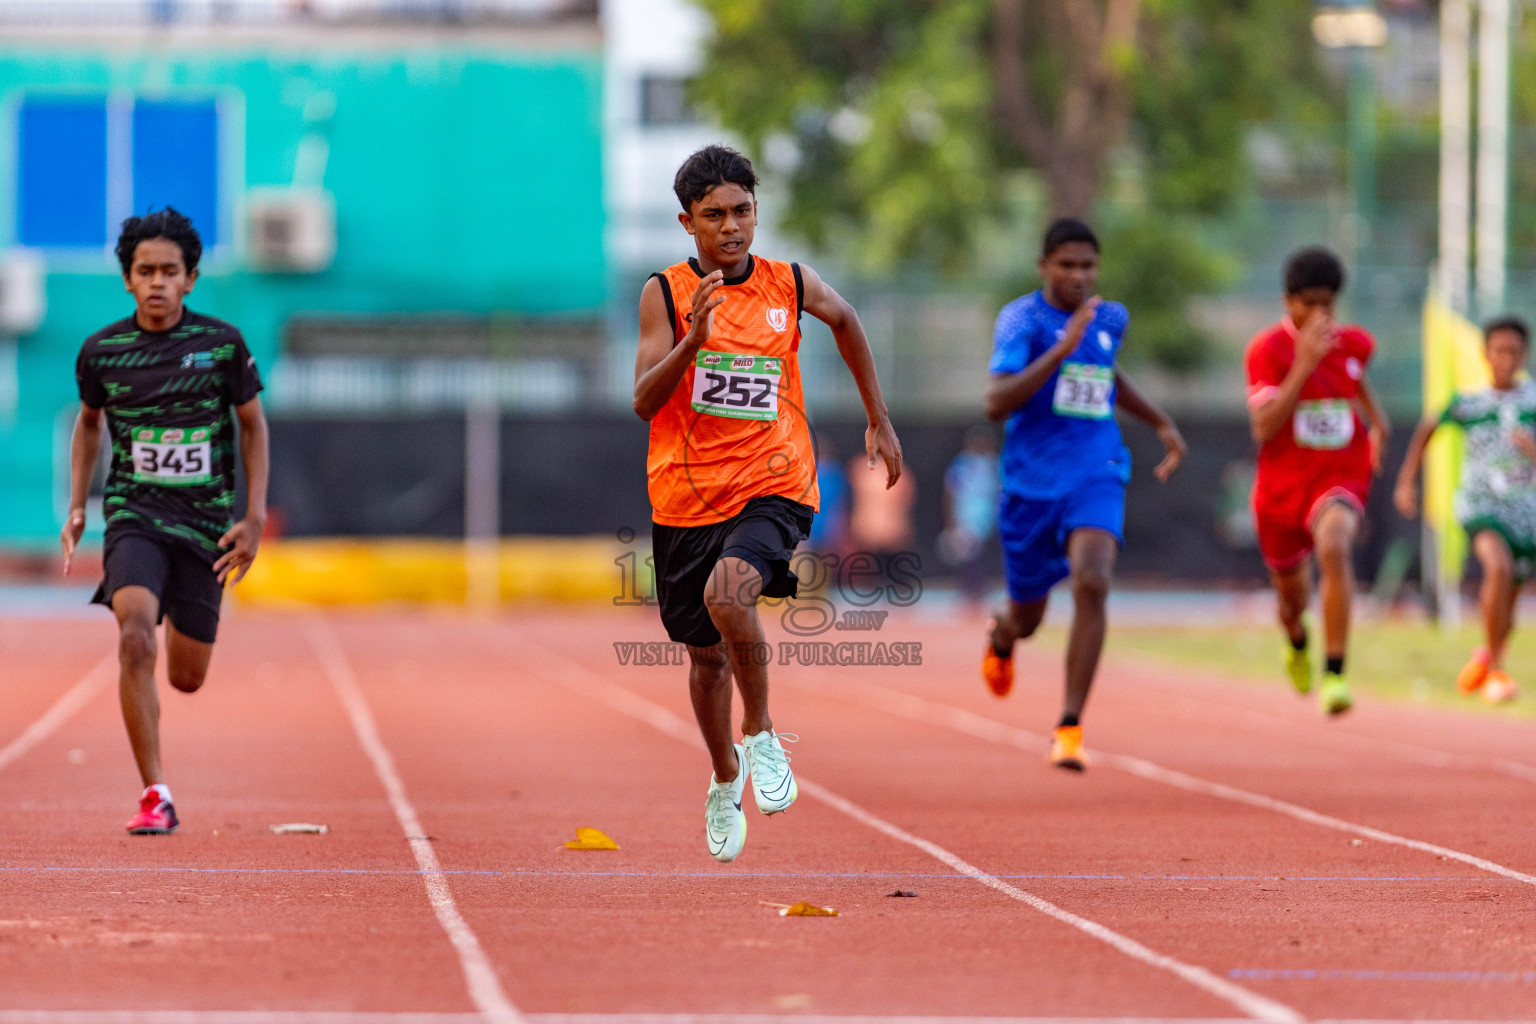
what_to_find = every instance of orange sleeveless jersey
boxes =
[647,255,820,527]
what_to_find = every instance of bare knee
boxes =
[118,622,157,673]
[1482,557,1514,588]
[1071,564,1111,607]
[1006,601,1045,640]
[167,666,206,693]
[688,644,732,690]
[1315,535,1353,577]
[703,559,760,638]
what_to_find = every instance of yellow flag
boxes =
[1421,296,1489,592]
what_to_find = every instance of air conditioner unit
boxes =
[247,188,336,273]
[0,249,45,335]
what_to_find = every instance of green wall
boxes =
[0,40,605,547]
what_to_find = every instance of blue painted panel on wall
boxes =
[132,99,219,245]
[17,97,107,247]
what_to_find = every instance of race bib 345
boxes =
[130,426,213,487]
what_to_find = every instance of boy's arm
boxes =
[1114,369,1187,482]
[799,264,902,487]
[1393,415,1440,519]
[214,396,269,585]
[633,272,725,421]
[985,297,1100,422]
[60,403,105,575]
[1356,377,1391,473]
[1249,316,1337,444]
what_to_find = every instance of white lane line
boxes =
[538,657,1303,1024]
[0,1014,1528,1024]
[308,620,522,1024]
[0,1015,480,1024]
[0,655,113,775]
[821,678,1536,888]
[1148,683,1536,785]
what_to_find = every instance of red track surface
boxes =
[2,606,1535,1022]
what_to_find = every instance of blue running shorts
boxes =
[998,477,1126,603]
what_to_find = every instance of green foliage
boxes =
[692,0,1336,370]
[694,0,993,273]
[1100,214,1235,370]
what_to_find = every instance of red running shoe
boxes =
[126,790,178,834]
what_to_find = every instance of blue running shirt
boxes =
[988,291,1131,499]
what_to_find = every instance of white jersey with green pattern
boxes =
[1441,380,1536,552]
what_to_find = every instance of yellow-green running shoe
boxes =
[1285,645,1313,695]
[1319,675,1353,716]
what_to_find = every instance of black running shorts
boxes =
[90,526,224,644]
[652,495,815,648]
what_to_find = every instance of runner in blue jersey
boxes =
[980,218,1187,770]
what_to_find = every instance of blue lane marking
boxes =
[1231,968,1536,982]
[0,866,1519,882]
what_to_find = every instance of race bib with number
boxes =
[691,350,782,421]
[1293,399,1355,450]
[130,426,213,487]
[1052,362,1114,419]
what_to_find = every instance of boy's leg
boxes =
[111,586,164,788]
[161,545,222,694]
[685,642,738,782]
[1268,561,1311,647]
[1062,528,1118,724]
[1312,502,1361,667]
[165,620,214,694]
[704,556,771,738]
[706,546,801,817]
[1471,529,1515,670]
[989,597,1048,651]
[985,493,1065,697]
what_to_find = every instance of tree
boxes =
[692,0,1339,368]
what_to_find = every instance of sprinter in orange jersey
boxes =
[633,145,902,862]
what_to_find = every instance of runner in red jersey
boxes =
[1245,247,1389,716]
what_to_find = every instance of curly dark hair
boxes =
[673,145,758,212]
[1483,315,1531,348]
[115,207,202,276]
[1283,246,1345,296]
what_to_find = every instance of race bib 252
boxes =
[691,350,782,421]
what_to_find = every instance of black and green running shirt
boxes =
[75,310,264,557]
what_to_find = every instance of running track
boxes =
[1,607,1534,1023]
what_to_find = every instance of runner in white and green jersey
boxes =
[1397,316,1535,704]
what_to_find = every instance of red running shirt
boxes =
[1245,318,1375,520]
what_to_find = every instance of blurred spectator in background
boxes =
[806,437,849,557]
[939,427,1000,611]
[849,449,916,556]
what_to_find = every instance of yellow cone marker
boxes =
[761,900,839,917]
[562,827,619,850]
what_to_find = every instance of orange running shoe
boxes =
[1482,670,1519,705]
[981,620,1013,698]
[1456,648,1491,694]
[1050,725,1088,772]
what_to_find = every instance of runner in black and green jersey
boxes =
[1397,316,1535,706]
[60,208,269,835]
